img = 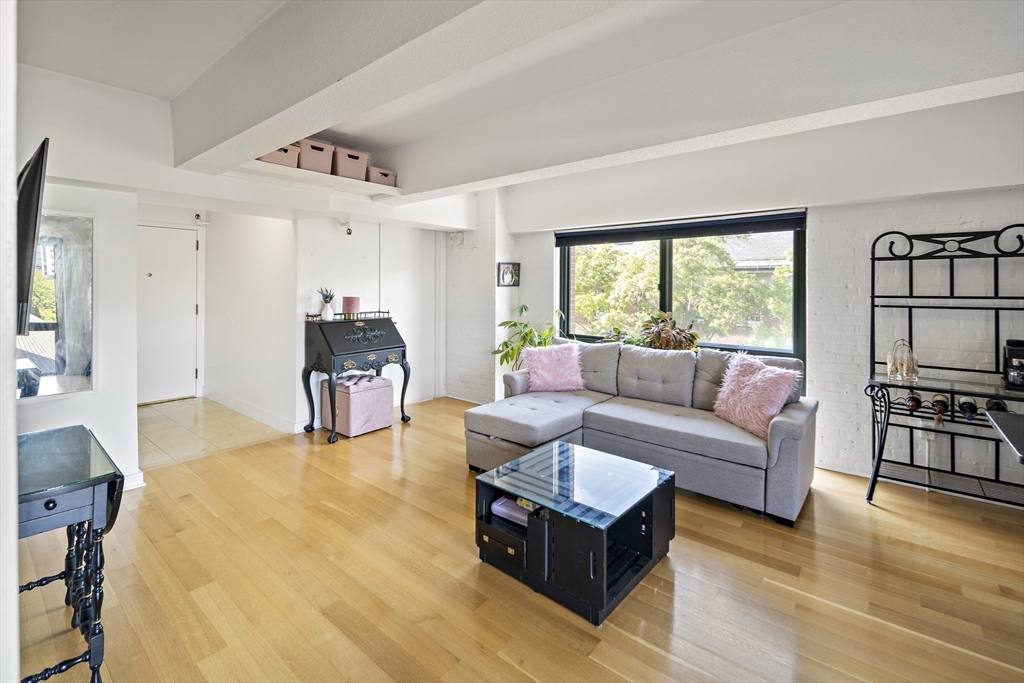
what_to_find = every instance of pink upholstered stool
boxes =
[320,375,394,438]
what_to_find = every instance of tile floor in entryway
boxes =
[138,397,285,470]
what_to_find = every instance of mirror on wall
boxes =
[16,214,93,398]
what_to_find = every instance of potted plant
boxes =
[317,287,335,321]
[600,311,699,351]
[493,305,562,370]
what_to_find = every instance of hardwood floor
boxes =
[19,398,1024,682]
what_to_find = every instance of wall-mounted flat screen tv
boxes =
[17,138,48,336]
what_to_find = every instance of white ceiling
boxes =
[17,0,284,100]
[13,0,1024,208]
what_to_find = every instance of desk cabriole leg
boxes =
[865,385,891,502]
[327,371,339,443]
[302,366,316,433]
[88,526,106,683]
[400,359,411,423]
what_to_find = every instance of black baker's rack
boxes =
[864,224,1024,507]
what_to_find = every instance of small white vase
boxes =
[320,302,334,321]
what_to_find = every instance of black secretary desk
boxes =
[301,313,411,443]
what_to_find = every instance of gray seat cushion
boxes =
[584,396,769,468]
[616,345,696,407]
[465,390,612,447]
[693,349,803,410]
[554,338,621,395]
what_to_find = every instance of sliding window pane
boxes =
[671,232,793,351]
[566,241,660,336]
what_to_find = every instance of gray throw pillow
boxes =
[553,337,620,395]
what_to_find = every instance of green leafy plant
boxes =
[599,311,699,351]
[598,326,642,346]
[639,311,699,350]
[317,287,335,303]
[493,305,562,370]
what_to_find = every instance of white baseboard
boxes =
[123,470,146,491]
[202,387,297,434]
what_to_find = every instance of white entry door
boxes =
[137,226,198,403]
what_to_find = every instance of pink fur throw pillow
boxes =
[714,354,800,440]
[523,344,584,392]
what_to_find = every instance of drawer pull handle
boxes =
[44,499,57,511]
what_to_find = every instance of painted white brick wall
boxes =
[808,186,1024,477]
[446,190,518,404]
[517,231,558,328]
[507,185,1024,482]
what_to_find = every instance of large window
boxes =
[559,213,805,358]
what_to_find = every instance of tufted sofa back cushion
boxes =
[553,338,621,395]
[616,345,696,407]
[693,348,803,410]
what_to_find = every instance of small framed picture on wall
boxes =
[497,262,520,287]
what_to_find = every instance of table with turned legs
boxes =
[18,425,124,683]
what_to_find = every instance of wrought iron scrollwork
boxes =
[994,223,1024,255]
[864,384,891,502]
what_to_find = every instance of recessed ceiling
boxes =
[17,0,285,100]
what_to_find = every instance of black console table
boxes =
[865,225,1024,507]
[18,426,124,683]
[301,313,411,443]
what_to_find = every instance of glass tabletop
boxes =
[870,373,1024,401]
[18,425,121,498]
[477,441,673,530]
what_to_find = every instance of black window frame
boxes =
[557,212,806,365]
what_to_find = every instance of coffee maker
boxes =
[1005,340,1024,391]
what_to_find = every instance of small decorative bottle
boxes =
[932,394,949,427]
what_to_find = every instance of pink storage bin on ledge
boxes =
[298,139,334,174]
[332,147,369,180]
[366,166,397,187]
[257,145,299,167]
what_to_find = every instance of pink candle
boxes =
[342,296,360,318]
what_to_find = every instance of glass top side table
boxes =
[18,425,124,683]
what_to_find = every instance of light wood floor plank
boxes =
[19,398,1024,682]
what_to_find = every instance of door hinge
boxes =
[195,369,198,379]
[196,304,199,315]
[196,240,199,251]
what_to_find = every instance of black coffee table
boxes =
[475,441,675,625]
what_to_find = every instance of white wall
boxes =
[204,212,298,433]
[295,217,440,428]
[17,184,143,490]
[807,186,1024,478]
[0,1,20,677]
[517,230,558,328]
[504,185,1024,480]
[445,190,517,405]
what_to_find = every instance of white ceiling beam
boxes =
[172,0,621,174]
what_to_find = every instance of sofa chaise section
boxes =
[464,343,818,524]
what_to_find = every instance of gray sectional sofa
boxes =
[464,341,818,525]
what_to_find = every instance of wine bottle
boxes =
[906,392,922,411]
[958,399,977,421]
